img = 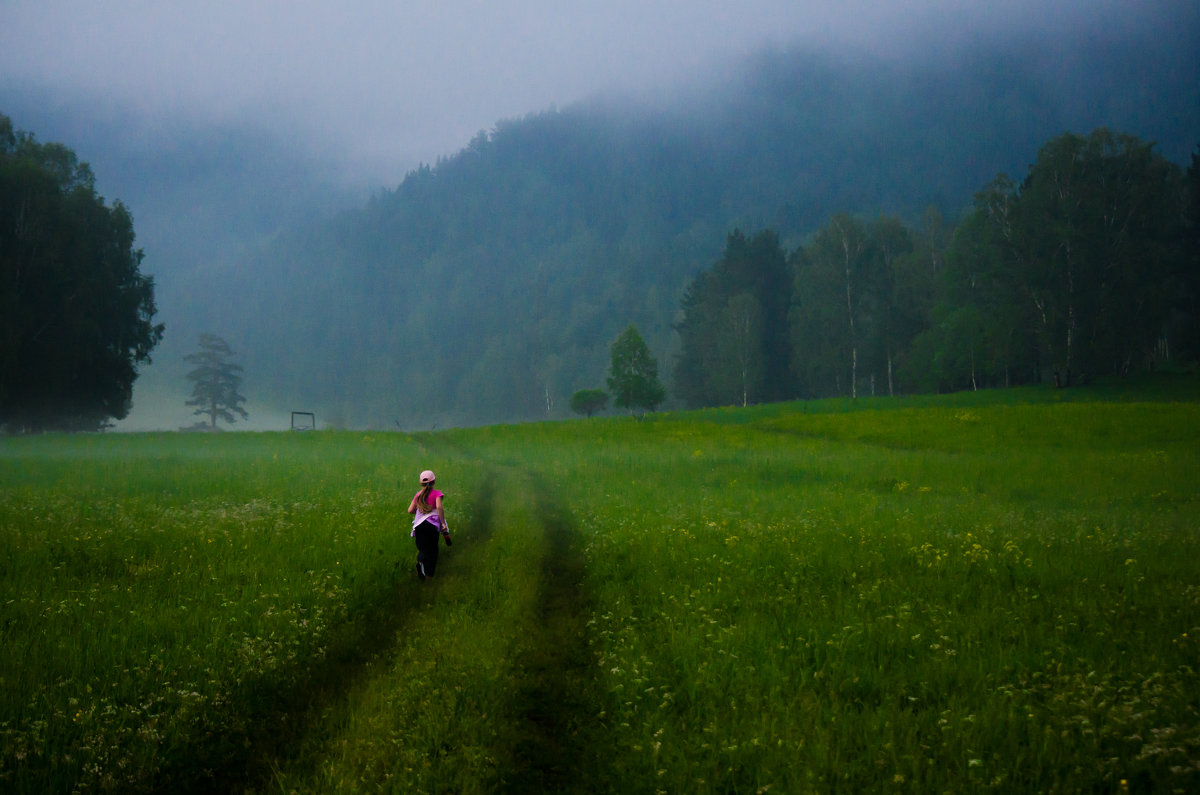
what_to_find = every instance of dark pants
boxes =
[414,520,441,576]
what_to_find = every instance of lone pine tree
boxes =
[184,333,249,430]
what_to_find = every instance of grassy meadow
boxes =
[1,379,1198,792]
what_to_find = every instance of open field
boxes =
[2,379,1199,792]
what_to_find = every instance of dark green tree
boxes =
[0,113,164,432]
[607,324,664,413]
[1176,142,1200,364]
[913,179,1038,392]
[673,268,722,407]
[886,208,947,394]
[1013,130,1182,382]
[789,214,875,398]
[718,292,765,407]
[569,388,609,418]
[913,130,1185,389]
[185,334,248,430]
[788,244,843,398]
[675,229,792,407]
[864,215,916,397]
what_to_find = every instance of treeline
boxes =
[677,129,1200,407]
[185,32,1198,429]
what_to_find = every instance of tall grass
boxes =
[0,432,439,791]
[2,382,1198,792]
[442,389,1200,792]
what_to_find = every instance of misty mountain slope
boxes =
[0,86,364,390]
[209,32,1198,429]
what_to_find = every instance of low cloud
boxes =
[2,0,1173,184]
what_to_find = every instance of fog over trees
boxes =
[2,15,1197,429]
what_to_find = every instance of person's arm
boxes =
[407,491,420,515]
[436,495,452,544]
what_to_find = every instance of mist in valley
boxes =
[1,0,1197,430]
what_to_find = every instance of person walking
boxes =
[408,469,452,580]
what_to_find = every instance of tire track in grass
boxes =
[177,471,501,795]
[501,476,609,793]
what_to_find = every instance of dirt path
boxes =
[198,467,609,792]
[182,474,502,794]
[500,476,609,793]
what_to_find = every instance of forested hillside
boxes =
[678,132,1197,409]
[201,30,1198,429]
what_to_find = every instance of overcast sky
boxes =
[0,0,1179,183]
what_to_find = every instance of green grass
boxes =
[2,380,1199,792]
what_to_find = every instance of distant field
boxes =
[2,379,1198,793]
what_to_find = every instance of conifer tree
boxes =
[184,334,249,430]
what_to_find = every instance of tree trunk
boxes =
[1065,257,1075,384]
[841,224,858,401]
[851,346,858,399]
